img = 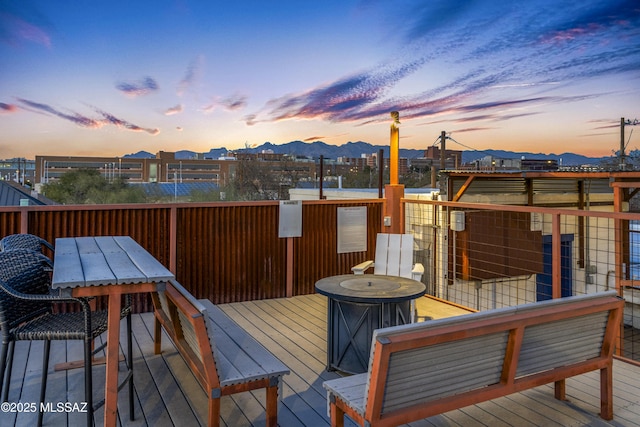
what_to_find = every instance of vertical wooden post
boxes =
[169,205,177,274]
[319,155,324,200]
[620,117,626,170]
[19,206,29,234]
[613,184,624,356]
[286,237,294,297]
[613,185,623,295]
[385,112,404,233]
[552,213,561,299]
[378,149,384,198]
[577,180,585,268]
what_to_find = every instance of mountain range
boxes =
[124,140,610,166]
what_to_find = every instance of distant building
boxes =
[35,151,319,190]
[521,158,559,171]
[0,158,35,185]
[336,156,369,173]
[463,156,559,171]
[35,151,236,185]
[424,147,463,168]
[410,147,463,171]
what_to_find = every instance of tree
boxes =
[42,169,147,204]
[600,149,640,171]
[626,149,640,170]
[229,159,281,200]
[340,165,378,189]
[401,165,432,188]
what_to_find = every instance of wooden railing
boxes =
[0,200,384,312]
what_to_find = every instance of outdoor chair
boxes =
[0,249,133,427]
[0,233,54,269]
[0,233,55,254]
[0,233,134,400]
[352,233,424,321]
[351,233,424,281]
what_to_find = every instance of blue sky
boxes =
[1,0,639,159]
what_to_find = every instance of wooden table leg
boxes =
[104,293,122,427]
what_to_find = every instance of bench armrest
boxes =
[352,260,374,275]
[412,263,425,281]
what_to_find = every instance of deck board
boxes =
[0,294,639,426]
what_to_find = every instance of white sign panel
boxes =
[279,200,302,237]
[337,206,367,253]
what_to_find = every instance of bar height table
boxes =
[315,274,426,374]
[52,236,174,427]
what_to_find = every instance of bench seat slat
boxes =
[325,374,367,417]
[199,299,289,386]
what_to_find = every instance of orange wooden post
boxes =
[330,402,345,427]
[384,185,404,233]
[104,292,123,426]
[20,206,29,234]
[266,385,279,427]
[551,213,561,299]
[385,111,405,233]
[169,205,177,274]
[612,183,624,356]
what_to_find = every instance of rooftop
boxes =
[0,181,52,206]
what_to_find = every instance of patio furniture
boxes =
[352,233,425,322]
[52,236,173,427]
[0,233,54,254]
[0,233,134,372]
[351,233,424,282]
[0,233,54,269]
[324,291,624,427]
[152,279,290,427]
[0,249,111,427]
[315,274,425,374]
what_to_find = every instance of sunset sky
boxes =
[1,0,639,159]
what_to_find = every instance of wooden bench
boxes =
[151,280,290,426]
[323,291,624,427]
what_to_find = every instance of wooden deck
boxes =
[2,293,640,426]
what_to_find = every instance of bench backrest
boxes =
[363,291,623,424]
[154,280,289,393]
[154,279,221,388]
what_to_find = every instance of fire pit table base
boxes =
[328,299,411,374]
[315,274,426,374]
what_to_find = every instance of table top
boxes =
[52,236,174,291]
[315,274,426,303]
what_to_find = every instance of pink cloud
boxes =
[0,102,19,114]
[164,104,183,116]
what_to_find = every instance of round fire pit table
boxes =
[315,274,426,374]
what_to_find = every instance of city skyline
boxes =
[1,1,639,160]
